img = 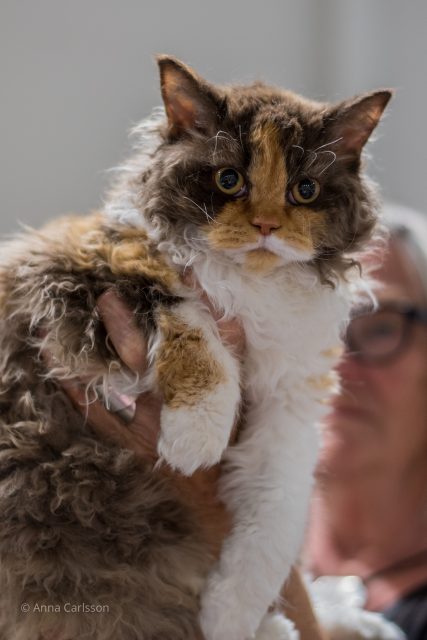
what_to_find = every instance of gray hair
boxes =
[381,202,427,299]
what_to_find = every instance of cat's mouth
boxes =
[218,234,313,270]
[247,234,313,264]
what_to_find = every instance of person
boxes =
[304,203,427,640]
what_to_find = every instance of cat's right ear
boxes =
[157,55,223,138]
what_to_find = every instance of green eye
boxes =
[289,178,320,204]
[214,167,246,196]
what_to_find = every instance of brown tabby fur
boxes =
[0,215,213,639]
[0,57,390,639]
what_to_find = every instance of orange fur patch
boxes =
[249,121,287,219]
[307,371,338,392]
[321,345,344,359]
[205,122,328,272]
[42,213,180,291]
[156,308,224,408]
[206,200,259,250]
[279,206,326,254]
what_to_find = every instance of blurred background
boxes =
[1,0,426,233]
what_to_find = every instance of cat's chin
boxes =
[221,244,312,275]
[244,248,285,274]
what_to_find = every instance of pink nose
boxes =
[251,218,281,236]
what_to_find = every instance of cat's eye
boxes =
[214,168,246,197]
[288,178,320,205]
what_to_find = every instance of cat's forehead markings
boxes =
[249,121,287,208]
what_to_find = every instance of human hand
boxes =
[62,286,244,463]
[62,289,161,462]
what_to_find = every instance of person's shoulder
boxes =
[384,583,427,640]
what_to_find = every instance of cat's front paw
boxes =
[158,383,238,476]
[255,613,299,640]
[310,576,404,640]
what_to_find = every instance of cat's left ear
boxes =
[326,90,393,157]
[157,55,223,138]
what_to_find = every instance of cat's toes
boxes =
[310,577,404,640]
[317,606,404,640]
[255,613,299,640]
[158,386,238,476]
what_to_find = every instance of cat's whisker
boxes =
[317,150,337,175]
[304,150,318,171]
[183,252,201,271]
[184,172,201,182]
[238,125,244,151]
[210,193,216,220]
[291,144,305,157]
[343,230,358,253]
[313,137,343,152]
[288,146,306,184]
[182,196,216,224]
[209,130,240,160]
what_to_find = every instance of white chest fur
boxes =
[190,255,358,640]
[192,255,352,398]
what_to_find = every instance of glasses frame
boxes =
[345,303,427,365]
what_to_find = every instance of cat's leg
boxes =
[155,301,241,476]
[199,394,319,640]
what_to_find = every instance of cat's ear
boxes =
[157,55,223,138]
[326,90,393,157]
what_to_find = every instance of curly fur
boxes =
[0,216,213,639]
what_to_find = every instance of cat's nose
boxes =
[251,216,281,236]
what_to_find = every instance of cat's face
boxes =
[138,57,391,279]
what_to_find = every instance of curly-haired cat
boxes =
[0,56,397,639]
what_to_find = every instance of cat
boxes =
[0,56,392,640]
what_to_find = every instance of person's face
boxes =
[319,238,427,482]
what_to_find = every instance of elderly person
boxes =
[305,204,427,640]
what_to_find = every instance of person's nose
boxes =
[335,350,368,384]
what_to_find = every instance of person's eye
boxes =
[288,178,320,205]
[365,321,398,340]
[214,168,247,197]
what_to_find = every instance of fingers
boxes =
[281,568,326,640]
[97,289,147,375]
[41,289,161,463]
[65,384,136,448]
[65,383,159,462]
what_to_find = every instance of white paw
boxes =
[255,613,299,640]
[310,576,404,640]
[158,384,238,476]
[318,606,404,640]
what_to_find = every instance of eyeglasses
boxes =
[344,303,427,364]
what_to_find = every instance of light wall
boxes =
[1,0,425,232]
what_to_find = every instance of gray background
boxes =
[1,0,426,233]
